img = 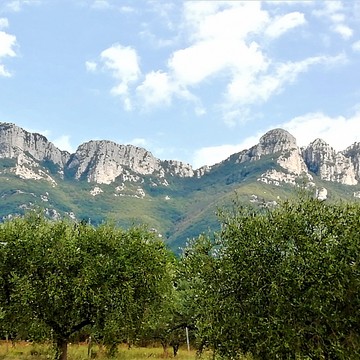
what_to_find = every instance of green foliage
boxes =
[0,215,173,360]
[183,195,360,359]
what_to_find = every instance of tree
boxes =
[184,196,360,359]
[139,255,199,356]
[0,214,173,360]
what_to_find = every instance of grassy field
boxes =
[0,341,205,360]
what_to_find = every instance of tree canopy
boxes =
[0,214,173,360]
[182,195,360,359]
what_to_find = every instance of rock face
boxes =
[302,139,357,185]
[66,140,199,184]
[66,140,162,184]
[254,128,297,157]
[0,122,70,167]
[343,142,360,180]
[1,121,360,187]
[0,122,199,185]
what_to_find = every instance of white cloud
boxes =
[352,40,360,52]
[169,2,269,86]
[266,1,314,6]
[265,12,306,38]
[92,1,350,120]
[279,111,360,151]
[136,2,272,111]
[136,2,343,120]
[99,43,141,110]
[136,71,173,107]
[0,18,9,29]
[85,61,97,72]
[333,24,353,40]
[0,30,17,77]
[0,31,16,58]
[52,135,74,153]
[226,53,346,108]
[313,1,353,40]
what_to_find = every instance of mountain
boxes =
[0,122,359,252]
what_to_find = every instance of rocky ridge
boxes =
[0,123,360,191]
[0,123,204,185]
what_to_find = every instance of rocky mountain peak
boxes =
[65,140,198,184]
[0,122,70,168]
[256,128,297,156]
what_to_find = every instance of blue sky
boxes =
[0,0,360,168]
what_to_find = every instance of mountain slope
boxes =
[0,122,359,252]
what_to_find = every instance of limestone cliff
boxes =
[342,142,360,181]
[302,139,357,185]
[66,140,198,184]
[0,123,199,185]
[0,122,70,167]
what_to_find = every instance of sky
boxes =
[0,0,360,169]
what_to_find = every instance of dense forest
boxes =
[1,194,360,360]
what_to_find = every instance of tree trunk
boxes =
[55,338,68,360]
[161,340,169,356]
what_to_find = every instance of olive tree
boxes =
[0,214,173,360]
[184,196,360,359]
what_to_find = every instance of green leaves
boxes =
[0,215,173,360]
[184,196,360,359]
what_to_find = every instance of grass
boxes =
[0,341,204,360]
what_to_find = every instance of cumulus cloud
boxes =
[132,2,274,112]
[135,2,338,121]
[333,24,353,40]
[90,1,349,118]
[99,43,141,110]
[226,53,346,107]
[0,28,17,77]
[136,71,173,107]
